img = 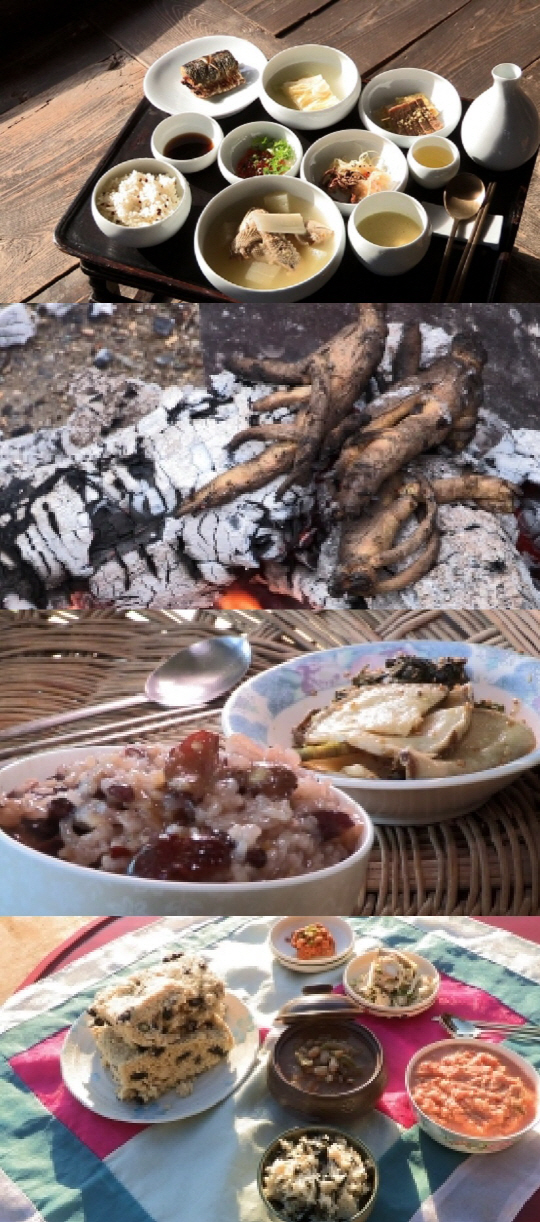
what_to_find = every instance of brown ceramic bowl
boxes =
[267,1017,387,1121]
[258,1125,379,1222]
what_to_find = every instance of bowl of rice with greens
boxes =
[258,1127,378,1222]
[91,157,191,246]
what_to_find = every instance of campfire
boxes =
[0,305,538,611]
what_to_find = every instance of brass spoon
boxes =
[430,172,486,302]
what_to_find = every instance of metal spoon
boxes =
[0,635,251,741]
[435,1014,540,1039]
[430,172,486,302]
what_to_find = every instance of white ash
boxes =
[0,304,35,348]
[0,371,312,608]
[479,429,540,487]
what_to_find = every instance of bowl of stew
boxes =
[406,1039,540,1153]
[268,1018,387,1121]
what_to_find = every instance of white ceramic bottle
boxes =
[461,63,539,171]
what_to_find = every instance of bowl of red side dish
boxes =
[406,1038,540,1153]
[218,121,303,185]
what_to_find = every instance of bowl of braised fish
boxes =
[223,641,540,824]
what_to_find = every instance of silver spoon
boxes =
[435,1014,540,1039]
[0,635,251,741]
[430,172,486,302]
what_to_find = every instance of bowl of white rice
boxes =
[91,157,192,246]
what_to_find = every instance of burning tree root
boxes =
[177,312,517,599]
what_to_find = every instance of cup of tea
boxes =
[151,113,223,173]
[407,135,460,188]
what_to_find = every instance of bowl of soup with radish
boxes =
[195,174,345,301]
[406,1039,540,1153]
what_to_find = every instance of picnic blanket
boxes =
[1,916,540,1222]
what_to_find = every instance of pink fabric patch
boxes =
[10,1029,147,1158]
[338,973,529,1128]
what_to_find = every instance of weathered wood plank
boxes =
[27,268,92,303]
[375,0,540,97]
[221,0,331,38]
[281,0,471,74]
[87,0,284,67]
[0,19,115,117]
[0,29,144,301]
[498,57,540,298]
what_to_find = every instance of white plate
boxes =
[274,948,354,975]
[343,949,440,1017]
[61,991,258,1123]
[270,916,355,969]
[144,36,267,118]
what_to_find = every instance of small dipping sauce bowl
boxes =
[151,112,223,173]
[348,191,431,275]
[268,992,387,1122]
[407,135,460,188]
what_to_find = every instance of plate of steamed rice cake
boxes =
[61,951,258,1122]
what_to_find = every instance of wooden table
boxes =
[8,914,540,1222]
[2,0,540,302]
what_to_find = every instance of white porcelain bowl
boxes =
[0,748,374,916]
[407,134,460,189]
[344,949,440,1017]
[270,916,355,969]
[222,640,540,825]
[406,1038,540,1153]
[301,129,408,216]
[359,68,462,149]
[218,120,303,185]
[195,174,345,301]
[151,113,223,173]
[91,158,191,247]
[348,191,431,275]
[261,44,361,131]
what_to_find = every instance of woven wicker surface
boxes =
[0,609,539,916]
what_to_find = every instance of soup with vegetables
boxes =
[410,1047,538,1137]
[203,191,336,290]
[267,62,344,112]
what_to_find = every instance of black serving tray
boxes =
[55,96,537,302]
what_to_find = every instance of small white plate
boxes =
[144,36,267,118]
[344,949,440,1017]
[274,948,354,975]
[61,991,258,1123]
[270,916,355,971]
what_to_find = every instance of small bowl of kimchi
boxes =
[301,129,408,215]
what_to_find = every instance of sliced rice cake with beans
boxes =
[92,1014,234,1102]
[87,954,225,1045]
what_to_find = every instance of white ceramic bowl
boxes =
[222,640,540,825]
[0,747,374,916]
[151,113,223,173]
[91,158,191,247]
[407,134,460,189]
[194,174,345,301]
[348,191,431,275]
[344,949,440,1016]
[359,68,462,149]
[218,120,303,185]
[270,916,355,969]
[406,1038,540,1153]
[260,44,361,131]
[300,129,408,216]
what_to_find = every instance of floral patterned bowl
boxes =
[405,1038,540,1154]
[222,641,540,825]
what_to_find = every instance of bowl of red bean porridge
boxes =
[0,732,374,916]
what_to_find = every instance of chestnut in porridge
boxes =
[0,732,364,882]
